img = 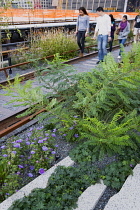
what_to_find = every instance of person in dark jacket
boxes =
[109,14,116,52]
[117,15,130,59]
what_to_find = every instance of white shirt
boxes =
[95,14,111,35]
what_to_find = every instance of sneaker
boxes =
[96,60,103,64]
[79,52,83,57]
[117,56,121,59]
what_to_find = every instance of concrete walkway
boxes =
[105,164,140,210]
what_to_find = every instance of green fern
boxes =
[77,110,140,159]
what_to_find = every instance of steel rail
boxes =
[0,40,130,87]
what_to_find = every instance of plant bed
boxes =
[0,121,78,203]
[1,43,140,209]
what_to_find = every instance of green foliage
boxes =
[11,29,78,65]
[77,110,140,159]
[73,44,140,120]
[9,145,140,209]
[0,127,57,202]
[9,164,99,210]
[101,161,133,189]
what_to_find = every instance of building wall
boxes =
[8,0,139,11]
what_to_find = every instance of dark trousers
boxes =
[77,31,86,53]
[109,36,114,52]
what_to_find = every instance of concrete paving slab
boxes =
[105,164,140,210]
[75,181,106,210]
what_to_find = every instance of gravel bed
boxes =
[94,187,118,210]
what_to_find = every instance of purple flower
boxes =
[69,127,74,130]
[39,168,45,174]
[74,115,78,118]
[16,139,22,143]
[55,145,59,147]
[74,134,79,138]
[31,151,35,155]
[34,138,37,141]
[1,145,5,149]
[43,138,48,141]
[29,127,33,131]
[53,128,57,132]
[27,133,32,137]
[42,146,48,151]
[18,165,24,169]
[51,151,56,155]
[46,157,49,159]
[6,193,10,196]
[12,151,17,155]
[28,156,31,159]
[45,133,49,136]
[26,138,29,141]
[3,154,8,157]
[30,166,34,170]
[50,148,53,151]
[16,171,20,175]
[130,164,133,167]
[16,190,19,192]
[52,133,56,137]
[26,141,30,145]
[36,160,39,163]
[63,134,67,136]
[14,143,20,148]
[31,142,35,144]
[20,155,24,158]
[39,136,42,139]
[38,140,43,143]
[28,173,33,177]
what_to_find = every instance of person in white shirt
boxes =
[93,7,111,64]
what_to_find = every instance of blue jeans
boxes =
[97,35,108,61]
[119,39,127,55]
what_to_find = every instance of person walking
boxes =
[117,15,130,59]
[109,14,116,52]
[133,13,140,43]
[76,7,89,57]
[93,7,111,64]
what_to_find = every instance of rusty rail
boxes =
[0,108,46,138]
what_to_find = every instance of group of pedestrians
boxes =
[76,6,139,64]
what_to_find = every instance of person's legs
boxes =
[119,39,127,55]
[102,35,108,60]
[133,28,137,43]
[77,31,82,52]
[109,36,114,52]
[119,39,122,56]
[81,31,86,53]
[98,35,103,61]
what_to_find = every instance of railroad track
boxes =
[0,39,126,87]
[0,41,132,138]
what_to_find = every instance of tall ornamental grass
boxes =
[11,29,78,66]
